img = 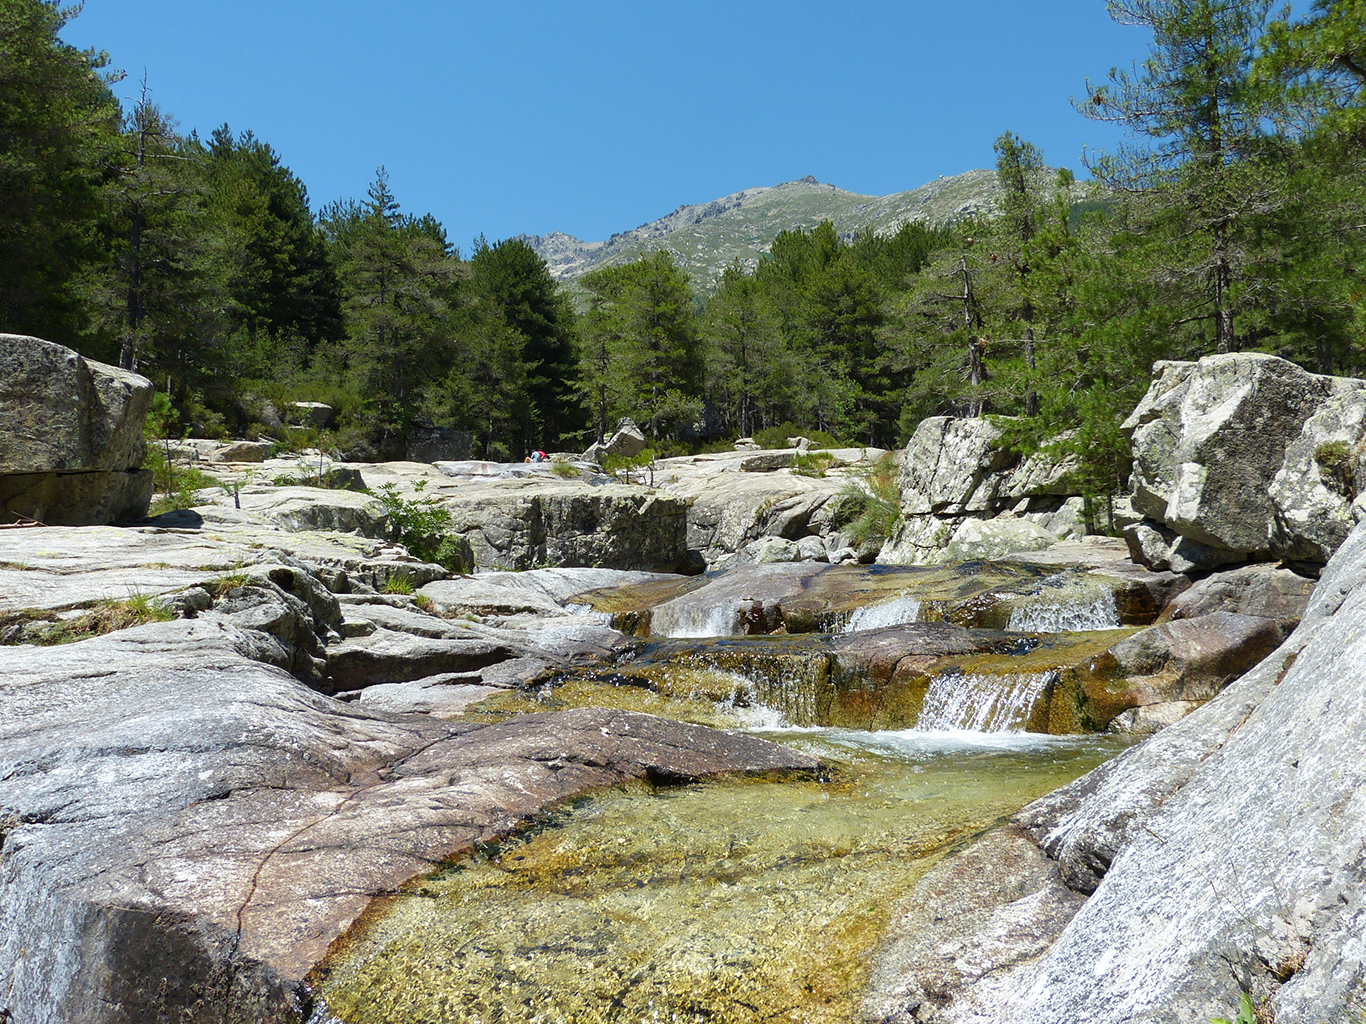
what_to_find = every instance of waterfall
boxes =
[1006,589,1120,632]
[649,600,744,638]
[914,671,1056,733]
[843,596,922,633]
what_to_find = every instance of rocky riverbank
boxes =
[4,335,1365,1022]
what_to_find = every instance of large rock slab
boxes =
[0,335,152,474]
[899,416,1018,516]
[442,489,688,572]
[0,620,817,1024]
[867,517,1366,1023]
[863,826,1086,1024]
[1158,562,1316,639]
[1,335,155,524]
[1123,353,1366,562]
[1269,386,1366,562]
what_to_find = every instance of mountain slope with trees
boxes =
[518,169,1082,289]
[1,0,1361,487]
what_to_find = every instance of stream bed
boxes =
[309,560,1151,1022]
[309,725,1126,1024]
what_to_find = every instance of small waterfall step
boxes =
[913,670,1057,733]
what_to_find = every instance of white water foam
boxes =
[1006,590,1120,632]
[650,600,744,638]
[913,671,1056,733]
[564,602,615,626]
[842,596,923,633]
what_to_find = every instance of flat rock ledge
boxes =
[0,620,816,1024]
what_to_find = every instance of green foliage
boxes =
[369,482,468,570]
[579,251,701,443]
[837,454,903,547]
[383,575,414,595]
[10,593,176,646]
[1210,989,1258,1024]
[1314,438,1359,496]
[208,572,250,597]
[7,0,1366,496]
[0,0,122,346]
[792,451,836,477]
[320,170,457,456]
[601,448,658,486]
[752,422,843,449]
[470,236,581,446]
[550,459,581,479]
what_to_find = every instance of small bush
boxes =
[550,460,581,479]
[601,449,658,486]
[1315,440,1359,497]
[384,575,414,595]
[145,449,220,515]
[752,422,844,450]
[413,594,436,614]
[792,451,836,477]
[370,482,469,570]
[837,453,903,547]
[432,537,472,573]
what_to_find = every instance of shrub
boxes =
[1314,439,1359,497]
[601,449,658,486]
[370,482,469,571]
[837,453,902,547]
[792,451,836,477]
[752,422,843,450]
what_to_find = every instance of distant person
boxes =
[524,449,547,463]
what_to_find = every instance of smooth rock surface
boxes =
[872,518,1366,1023]
[0,621,816,1024]
[0,335,152,474]
[899,416,1017,516]
[1,335,155,524]
[1159,562,1316,639]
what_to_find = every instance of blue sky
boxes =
[62,2,1156,252]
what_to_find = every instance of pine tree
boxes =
[1078,0,1283,354]
[322,169,456,455]
[578,251,701,441]
[0,0,122,344]
[468,237,580,446]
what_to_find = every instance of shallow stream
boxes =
[309,561,1140,1023]
[310,725,1125,1024]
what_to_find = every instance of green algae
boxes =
[310,731,1126,1024]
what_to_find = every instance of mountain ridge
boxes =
[520,168,1070,288]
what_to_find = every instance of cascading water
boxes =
[913,670,1057,732]
[842,596,922,632]
[309,558,1143,1024]
[1006,588,1121,632]
[649,599,744,638]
